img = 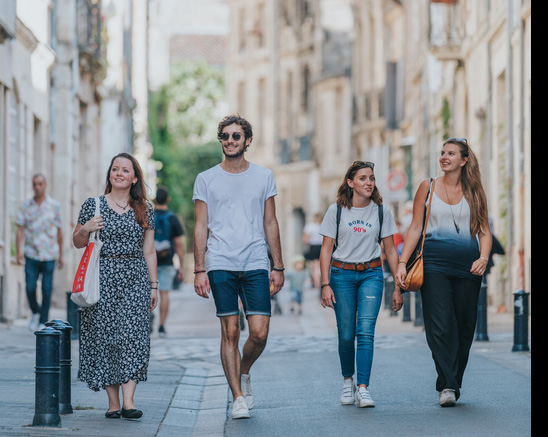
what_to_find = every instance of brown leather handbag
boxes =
[403,178,435,292]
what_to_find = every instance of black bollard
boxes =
[47,321,73,414]
[383,274,392,310]
[512,290,530,352]
[33,327,62,428]
[402,292,411,322]
[66,291,79,339]
[475,278,489,341]
[413,291,423,327]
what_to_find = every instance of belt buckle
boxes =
[356,262,367,271]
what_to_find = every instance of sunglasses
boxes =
[447,137,467,144]
[218,132,243,141]
[353,161,375,169]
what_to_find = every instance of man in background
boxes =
[16,174,64,331]
[154,186,185,337]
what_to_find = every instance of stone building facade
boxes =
[0,0,151,322]
[225,0,531,311]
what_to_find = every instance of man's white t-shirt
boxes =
[319,202,398,263]
[192,163,277,272]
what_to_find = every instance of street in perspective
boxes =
[0,283,531,436]
[0,1,531,436]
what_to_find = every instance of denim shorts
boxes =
[207,269,271,317]
[157,265,176,291]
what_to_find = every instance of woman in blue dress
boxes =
[73,153,158,419]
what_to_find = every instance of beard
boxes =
[222,145,246,159]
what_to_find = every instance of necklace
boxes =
[442,180,463,233]
[109,195,129,210]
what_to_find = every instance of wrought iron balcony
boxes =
[77,0,104,77]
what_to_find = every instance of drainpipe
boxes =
[506,0,514,303]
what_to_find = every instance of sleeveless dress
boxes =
[77,195,155,391]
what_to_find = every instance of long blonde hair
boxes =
[443,139,488,235]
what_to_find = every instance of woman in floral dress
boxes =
[73,153,158,419]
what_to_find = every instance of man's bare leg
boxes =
[241,315,270,374]
[220,315,244,400]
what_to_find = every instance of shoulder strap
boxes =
[417,178,435,255]
[378,204,383,244]
[334,204,342,252]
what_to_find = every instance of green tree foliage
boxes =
[149,61,225,248]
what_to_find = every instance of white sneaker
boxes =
[37,323,46,331]
[28,314,39,332]
[232,396,250,419]
[356,386,375,408]
[241,373,254,409]
[340,379,356,405]
[439,389,456,407]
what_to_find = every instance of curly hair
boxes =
[217,114,253,151]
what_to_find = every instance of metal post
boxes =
[413,290,423,327]
[33,327,61,428]
[46,321,73,414]
[475,278,489,341]
[66,291,79,339]
[402,292,411,322]
[383,273,392,310]
[383,274,398,316]
[512,290,530,352]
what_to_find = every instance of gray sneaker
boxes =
[241,373,254,409]
[439,389,456,407]
[356,386,375,408]
[340,379,356,405]
[232,396,250,419]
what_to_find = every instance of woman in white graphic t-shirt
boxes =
[318,161,403,408]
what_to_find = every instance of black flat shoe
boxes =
[105,410,121,418]
[121,408,143,419]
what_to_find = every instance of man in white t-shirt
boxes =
[193,114,284,420]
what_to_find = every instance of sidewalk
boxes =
[0,285,530,436]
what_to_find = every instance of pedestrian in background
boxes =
[73,153,158,420]
[15,174,64,331]
[396,138,492,407]
[193,114,284,420]
[286,254,307,315]
[153,186,185,338]
[319,161,403,408]
[303,212,323,290]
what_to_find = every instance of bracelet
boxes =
[151,287,158,290]
[321,283,330,289]
[398,261,407,264]
[150,280,159,284]
[480,257,488,262]
[272,267,285,272]
[194,270,206,274]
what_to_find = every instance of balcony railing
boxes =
[429,0,463,60]
[77,0,101,59]
[0,0,16,43]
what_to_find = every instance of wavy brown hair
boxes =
[104,153,150,229]
[443,139,488,235]
[336,161,383,209]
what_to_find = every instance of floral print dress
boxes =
[77,195,155,391]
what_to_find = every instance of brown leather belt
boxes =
[331,258,382,271]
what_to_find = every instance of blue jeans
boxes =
[25,257,56,324]
[330,265,384,386]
